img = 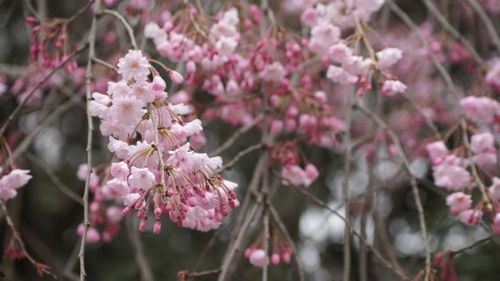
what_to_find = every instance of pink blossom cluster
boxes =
[300,2,406,97]
[461,96,500,125]
[271,142,319,188]
[0,169,32,201]
[89,49,238,233]
[144,6,346,148]
[26,16,79,73]
[244,228,293,267]
[427,130,500,230]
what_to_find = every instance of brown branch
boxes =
[209,113,263,157]
[100,9,138,49]
[451,235,492,257]
[79,0,101,279]
[67,0,95,24]
[126,217,155,281]
[25,152,83,205]
[216,143,265,173]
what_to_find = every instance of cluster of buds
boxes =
[271,142,319,188]
[244,226,293,267]
[26,16,78,73]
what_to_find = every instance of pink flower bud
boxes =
[168,70,184,84]
[271,253,280,265]
[86,228,101,244]
[153,220,162,234]
[154,207,163,217]
[25,16,39,25]
[249,249,267,267]
[121,206,132,216]
[139,219,148,232]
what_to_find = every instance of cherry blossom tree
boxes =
[0,0,500,280]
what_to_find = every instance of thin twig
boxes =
[209,114,263,157]
[126,217,155,281]
[7,97,80,169]
[78,0,100,279]
[185,268,221,280]
[92,57,118,71]
[464,0,500,53]
[67,0,95,24]
[216,143,265,173]
[451,235,492,256]
[217,202,262,281]
[100,9,138,49]
[25,152,83,205]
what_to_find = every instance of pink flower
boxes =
[471,132,497,167]
[376,48,403,69]
[110,162,129,181]
[326,65,357,84]
[460,96,500,124]
[329,43,352,64]
[458,209,483,225]
[168,70,184,84]
[304,163,319,186]
[432,155,471,191]
[109,95,144,126]
[301,8,319,26]
[381,80,407,96]
[471,132,495,154]
[309,23,340,56]
[489,177,500,200]
[260,62,286,82]
[128,167,156,191]
[282,165,307,186]
[249,249,267,267]
[446,192,472,215]
[117,50,150,81]
[0,169,32,201]
[426,141,449,165]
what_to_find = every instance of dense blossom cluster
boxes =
[88,50,238,233]
[426,95,500,230]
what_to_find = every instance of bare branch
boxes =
[100,9,138,49]
[210,113,263,157]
